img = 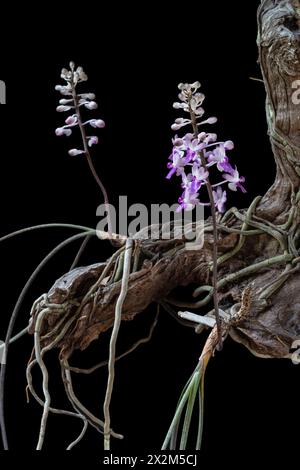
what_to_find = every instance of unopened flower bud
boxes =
[206,117,217,124]
[191,81,201,89]
[198,132,207,141]
[173,102,184,109]
[224,140,234,150]
[173,137,184,147]
[61,68,72,80]
[75,66,88,81]
[80,93,96,100]
[68,149,85,156]
[84,101,98,110]
[55,84,72,95]
[89,119,105,128]
[59,98,73,105]
[56,105,72,112]
[55,127,72,137]
[65,115,78,125]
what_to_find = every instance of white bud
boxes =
[55,127,72,137]
[207,117,217,124]
[76,66,88,81]
[59,98,73,105]
[55,84,72,95]
[191,81,201,90]
[224,140,234,150]
[56,105,72,112]
[65,115,78,125]
[61,68,72,80]
[80,93,96,100]
[84,101,98,110]
[93,119,105,128]
[68,149,85,156]
[173,102,183,109]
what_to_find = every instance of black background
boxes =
[0,0,299,465]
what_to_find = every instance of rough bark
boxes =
[257,0,300,220]
[30,0,300,360]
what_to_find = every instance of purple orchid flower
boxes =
[166,148,186,179]
[207,143,234,173]
[223,167,246,192]
[213,187,227,213]
[181,171,193,188]
[192,163,209,182]
[177,176,202,211]
[167,82,246,213]
[177,188,200,212]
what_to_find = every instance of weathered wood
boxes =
[257,0,300,220]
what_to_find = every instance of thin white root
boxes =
[103,238,133,450]
[34,308,52,450]
[66,419,88,450]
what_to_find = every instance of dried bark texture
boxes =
[230,271,300,358]
[30,0,300,360]
[257,0,300,220]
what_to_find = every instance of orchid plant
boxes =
[166,81,246,351]
[161,82,247,449]
[1,0,298,455]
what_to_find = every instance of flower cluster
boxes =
[167,82,246,212]
[55,62,105,156]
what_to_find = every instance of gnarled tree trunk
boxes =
[257,0,300,220]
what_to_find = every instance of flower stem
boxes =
[188,100,223,350]
[71,85,113,236]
